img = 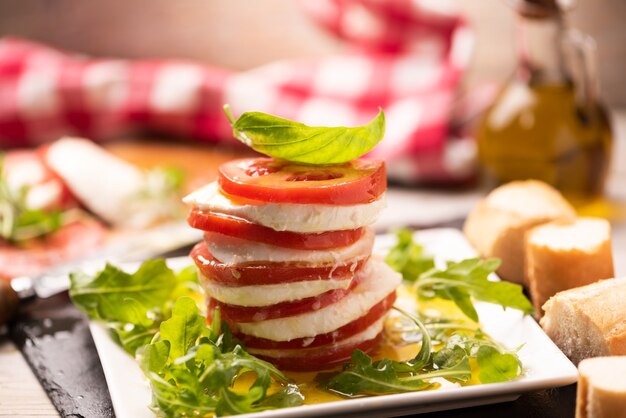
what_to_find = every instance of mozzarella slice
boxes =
[234,257,401,341]
[45,137,146,226]
[201,274,353,307]
[183,182,386,233]
[246,317,385,358]
[205,228,374,265]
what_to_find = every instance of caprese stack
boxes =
[185,157,401,371]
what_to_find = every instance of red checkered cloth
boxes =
[0,0,475,183]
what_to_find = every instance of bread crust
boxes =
[576,356,626,418]
[526,218,614,317]
[463,180,576,285]
[541,278,626,364]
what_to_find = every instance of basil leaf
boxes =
[224,105,385,164]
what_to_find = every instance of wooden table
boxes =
[1,110,625,417]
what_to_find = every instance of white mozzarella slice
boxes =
[246,317,385,358]
[183,182,386,233]
[45,137,146,226]
[234,257,401,341]
[205,228,374,266]
[201,274,353,307]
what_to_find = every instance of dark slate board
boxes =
[10,291,115,418]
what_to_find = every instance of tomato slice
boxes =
[234,291,396,349]
[187,209,365,250]
[217,158,386,205]
[208,272,363,323]
[3,149,76,210]
[249,333,383,372]
[191,241,368,286]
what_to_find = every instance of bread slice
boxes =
[541,278,626,365]
[576,356,626,418]
[463,180,576,284]
[526,217,614,316]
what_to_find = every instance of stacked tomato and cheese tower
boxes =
[184,158,401,371]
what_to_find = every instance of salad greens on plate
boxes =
[70,229,533,417]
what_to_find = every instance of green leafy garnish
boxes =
[70,260,199,354]
[0,155,65,243]
[385,228,435,281]
[69,229,532,416]
[324,308,523,397]
[324,308,473,397]
[70,261,303,416]
[223,105,385,164]
[387,229,534,322]
[476,345,522,383]
[141,299,303,417]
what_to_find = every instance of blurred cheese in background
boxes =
[44,137,185,228]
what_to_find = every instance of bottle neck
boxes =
[516,14,570,85]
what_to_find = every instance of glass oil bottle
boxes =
[477,0,612,204]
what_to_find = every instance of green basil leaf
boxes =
[224,105,385,164]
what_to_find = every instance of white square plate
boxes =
[89,228,578,418]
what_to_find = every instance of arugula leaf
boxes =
[140,301,303,417]
[385,229,534,321]
[70,261,304,417]
[416,258,534,321]
[159,297,206,359]
[223,105,385,164]
[70,260,178,324]
[385,228,435,282]
[476,345,522,383]
[325,351,432,397]
[325,308,474,397]
[70,259,199,355]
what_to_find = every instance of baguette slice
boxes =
[541,278,626,365]
[464,180,576,284]
[576,356,626,418]
[526,217,614,317]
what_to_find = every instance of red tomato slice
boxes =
[208,272,363,323]
[191,241,368,286]
[234,291,396,349]
[0,219,106,279]
[187,209,365,250]
[217,158,386,205]
[250,333,383,372]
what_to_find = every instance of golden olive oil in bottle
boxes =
[478,0,612,202]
